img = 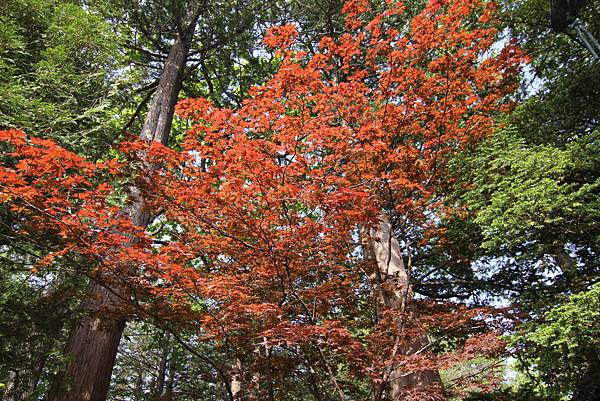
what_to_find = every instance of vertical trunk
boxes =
[47,5,204,399]
[135,369,144,400]
[230,358,243,401]
[365,213,444,400]
[47,283,126,401]
[305,364,324,401]
[139,32,191,144]
[165,354,177,395]
[24,339,52,399]
[2,371,19,401]
[153,333,170,400]
[4,333,58,400]
[263,337,275,401]
[572,348,600,401]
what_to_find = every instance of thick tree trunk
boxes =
[47,5,204,399]
[47,283,126,401]
[140,33,191,144]
[365,213,444,401]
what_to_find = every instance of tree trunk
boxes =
[139,32,191,144]
[230,358,243,401]
[572,348,600,401]
[2,371,19,401]
[165,352,177,395]
[24,337,54,399]
[47,283,126,401]
[365,213,444,401]
[47,4,204,399]
[153,333,171,400]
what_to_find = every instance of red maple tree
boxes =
[0,0,524,398]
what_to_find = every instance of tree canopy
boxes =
[0,0,598,400]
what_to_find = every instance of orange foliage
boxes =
[0,0,525,396]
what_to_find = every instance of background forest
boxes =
[0,0,598,400]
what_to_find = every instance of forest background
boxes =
[0,0,599,400]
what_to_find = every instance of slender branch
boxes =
[123,88,156,132]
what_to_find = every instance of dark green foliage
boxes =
[0,0,120,158]
[0,249,86,400]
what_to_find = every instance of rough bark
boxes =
[2,371,19,401]
[365,213,444,401]
[47,4,205,400]
[139,33,191,144]
[230,358,243,401]
[47,283,126,401]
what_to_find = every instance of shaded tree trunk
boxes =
[164,352,177,396]
[24,336,56,399]
[47,4,205,400]
[3,334,58,401]
[572,348,600,401]
[365,213,444,401]
[46,283,126,401]
[2,275,70,401]
[153,333,171,400]
[135,369,144,400]
[2,371,19,401]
